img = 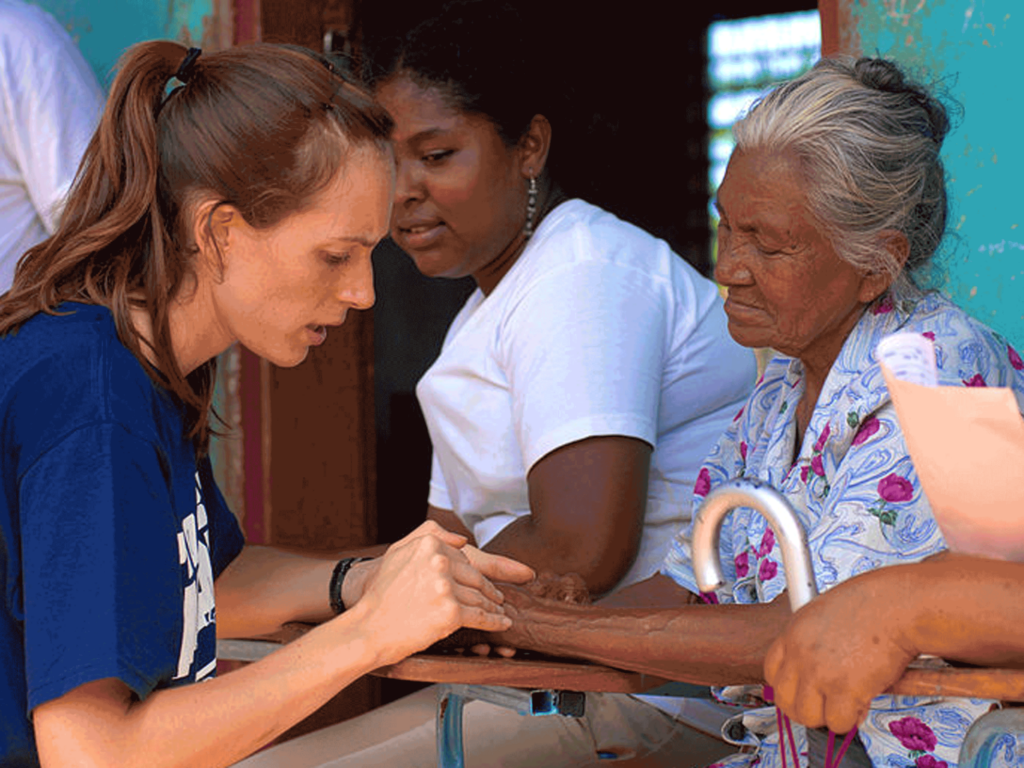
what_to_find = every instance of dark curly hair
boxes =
[366,1,556,149]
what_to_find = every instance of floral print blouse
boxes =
[662,286,1024,768]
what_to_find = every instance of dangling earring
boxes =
[523,173,538,239]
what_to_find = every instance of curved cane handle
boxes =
[691,477,818,612]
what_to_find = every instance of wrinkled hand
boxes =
[481,571,588,656]
[430,572,590,657]
[352,522,524,667]
[763,573,918,735]
[525,571,592,605]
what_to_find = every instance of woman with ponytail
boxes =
[0,41,532,767]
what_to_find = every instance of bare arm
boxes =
[494,572,792,685]
[34,523,531,768]
[213,542,391,640]
[36,613,383,768]
[480,435,651,596]
[765,554,1024,735]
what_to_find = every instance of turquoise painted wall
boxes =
[25,0,215,88]
[850,0,1024,347]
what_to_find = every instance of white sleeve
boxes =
[426,449,453,511]
[0,6,103,232]
[499,258,667,471]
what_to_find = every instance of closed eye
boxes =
[322,251,351,267]
[422,149,454,165]
[758,242,800,256]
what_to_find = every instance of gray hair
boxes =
[732,57,950,288]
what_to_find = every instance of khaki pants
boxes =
[236,686,734,768]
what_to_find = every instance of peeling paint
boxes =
[848,0,1024,346]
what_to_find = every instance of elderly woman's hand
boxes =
[429,570,589,656]
[524,571,592,605]
[763,568,919,735]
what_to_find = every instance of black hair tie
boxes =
[175,47,202,84]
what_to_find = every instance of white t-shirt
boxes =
[417,199,757,590]
[0,0,103,291]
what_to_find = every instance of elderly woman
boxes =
[467,56,1024,768]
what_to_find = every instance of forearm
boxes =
[36,608,381,768]
[500,595,791,685]
[484,516,635,596]
[483,435,649,595]
[881,555,1024,667]
[215,544,382,639]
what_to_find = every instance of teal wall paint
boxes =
[850,0,1024,346]
[25,0,214,88]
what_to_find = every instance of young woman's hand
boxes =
[341,523,534,610]
[351,521,531,666]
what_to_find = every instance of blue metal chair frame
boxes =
[436,684,586,768]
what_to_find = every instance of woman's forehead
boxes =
[719,149,810,224]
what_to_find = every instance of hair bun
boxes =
[854,57,949,144]
[853,57,908,93]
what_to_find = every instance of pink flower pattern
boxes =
[889,716,938,752]
[694,467,711,497]
[734,551,749,578]
[758,558,777,581]
[813,423,831,453]
[872,294,894,315]
[915,756,948,768]
[852,416,880,446]
[739,441,748,461]
[810,454,825,477]
[1010,344,1024,371]
[757,527,775,557]
[963,373,987,387]
[878,473,914,503]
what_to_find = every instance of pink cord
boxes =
[831,728,859,767]
[775,705,790,768]
[767,684,859,768]
[784,713,799,768]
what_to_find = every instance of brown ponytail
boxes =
[0,41,392,452]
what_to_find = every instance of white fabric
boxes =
[0,0,102,291]
[417,199,757,589]
[234,685,735,768]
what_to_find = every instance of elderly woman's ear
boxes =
[858,229,910,304]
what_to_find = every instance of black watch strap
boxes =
[329,557,373,615]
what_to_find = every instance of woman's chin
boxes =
[245,343,310,369]
[725,321,771,351]
[404,251,465,281]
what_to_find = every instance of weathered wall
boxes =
[25,0,229,87]
[838,0,1024,346]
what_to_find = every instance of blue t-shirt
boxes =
[0,303,245,766]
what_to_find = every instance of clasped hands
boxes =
[332,521,590,664]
